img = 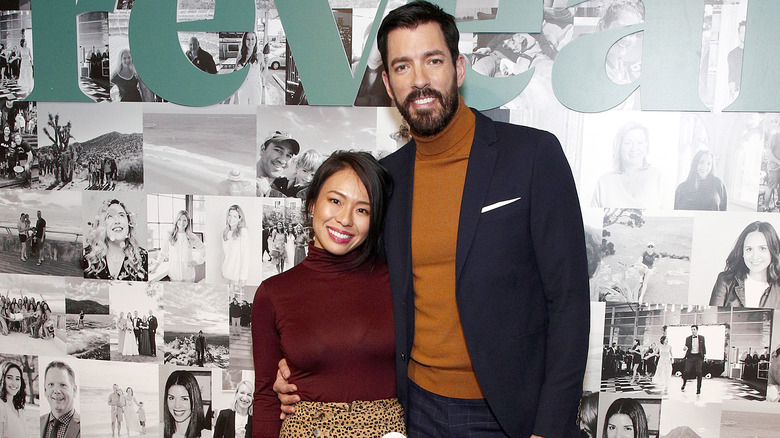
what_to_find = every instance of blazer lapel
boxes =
[386,144,416,298]
[456,111,498,282]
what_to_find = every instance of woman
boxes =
[232,32,264,105]
[111,49,143,102]
[710,221,780,308]
[253,151,403,436]
[0,361,27,438]
[1,125,13,178]
[221,205,249,289]
[82,199,148,281]
[602,398,648,438]
[284,224,295,269]
[598,1,644,85]
[139,316,152,356]
[292,224,307,267]
[653,336,673,394]
[269,222,286,274]
[16,214,28,262]
[674,149,727,211]
[117,311,127,354]
[214,381,253,438]
[16,39,32,96]
[164,370,205,438]
[122,310,139,356]
[591,122,663,209]
[124,387,141,435]
[152,210,206,282]
[628,340,642,383]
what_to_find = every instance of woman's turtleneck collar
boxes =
[301,242,365,273]
[412,95,475,158]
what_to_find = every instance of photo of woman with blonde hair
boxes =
[151,210,206,282]
[222,205,249,289]
[82,199,148,281]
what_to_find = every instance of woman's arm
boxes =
[213,410,229,438]
[190,233,206,267]
[710,271,731,306]
[252,284,284,436]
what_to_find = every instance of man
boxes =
[727,20,746,99]
[229,297,241,337]
[34,210,46,266]
[107,383,125,437]
[147,310,158,357]
[185,37,217,74]
[274,2,589,437]
[13,131,32,182]
[681,324,706,394]
[132,311,141,350]
[40,361,80,438]
[256,131,299,196]
[195,330,206,367]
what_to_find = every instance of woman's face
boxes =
[294,166,315,186]
[245,33,256,50]
[234,383,252,411]
[105,203,130,242]
[176,214,189,232]
[167,385,192,425]
[619,129,648,171]
[311,168,371,256]
[743,231,771,277]
[606,413,634,438]
[126,388,133,397]
[227,209,240,229]
[696,153,712,180]
[120,312,124,318]
[4,126,10,137]
[4,367,21,397]
[121,51,132,67]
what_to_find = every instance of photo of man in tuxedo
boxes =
[681,324,706,394]
[147,310,158,357]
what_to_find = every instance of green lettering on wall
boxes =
[725,0,780,112]
[552,0,707,112]
[27,0,116,102]
[129,0,254,106]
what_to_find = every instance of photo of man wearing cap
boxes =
[257,131,300,196]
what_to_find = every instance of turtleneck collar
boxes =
[412,96,475,157]
[301,242,365,272]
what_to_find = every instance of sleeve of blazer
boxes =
[213,410,229,438]
[528,131,590,438]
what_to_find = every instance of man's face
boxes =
[45,367,76,417]
[37,211,41,219]
[691,327,698,336]
[258,141,295,178]
[188,38,199,56]
[113,384,119,393]
[382,21,465,137]
[134,311,138,318]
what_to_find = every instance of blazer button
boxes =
[401,353,406,361]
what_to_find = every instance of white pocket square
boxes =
[481,197,522,213]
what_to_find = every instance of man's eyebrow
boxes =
[390,49,447,66]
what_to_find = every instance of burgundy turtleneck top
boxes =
[252,243,397,436]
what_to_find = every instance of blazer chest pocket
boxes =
[480,196,525,222]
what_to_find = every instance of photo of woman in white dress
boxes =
[16,39,32,96]
[222,205,249,290]
[122,310,139,356]
[232,32,264,105]
[151,210,206,282]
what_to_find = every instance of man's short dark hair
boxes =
[691,324,698,330]
[377,0,460,72]
[45,361,76,387]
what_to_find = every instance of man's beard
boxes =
[393,80,459,138]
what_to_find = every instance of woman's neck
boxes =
[235,405,248,416]
[747,270,768,283]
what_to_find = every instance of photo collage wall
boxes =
[1,1,779,438]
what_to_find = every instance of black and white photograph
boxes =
[757,114,780,212]
[712,1,748,112]
[0,1,30,11]
[65,279,110,361]
[78,361,159,438]
[255,105,376,200]
[0,274,67,357]
[597,394,661,438]
[143,106,256,196]
[147,194,207,283]
[202,196,262,288]
[580,112,681,210]
[673,114,730,212]
[601,303,774,403]
[658,399,721,438]
[0,10,32,101]
[352,2,398,107]
[107,33,158,103]
[180,31,218,75]
[210,368,253,438]
[159,366,212,438]
[720,400,780,438]
[35,102,143,190]
[0,190,83,277]
[590,209,692,305]
[163,282,228,369]
[0,101,36,189]
[226,285,254,372]
[109,282,163,362]
[584,301,606,393]
[0,353,38,438]
[77,12,110,102]
[689,213,780,308]
[375,106,409,158]
[81,192,148,282]
[260,197,307,280]
[39,356,81,438]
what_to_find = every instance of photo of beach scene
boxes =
[0,273,67,356]
[65,279,110,360]
[163,282,229,368]
[78,361,160,438]
[720,400,780,438]
[0,354,39,438]
[35,102,143,190]
[0,190,83,277]
[109,282,164,363]
[143,106,256,196]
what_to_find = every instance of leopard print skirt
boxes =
[280,398,406,437]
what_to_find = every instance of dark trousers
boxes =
[682,353,703,391]
[407,379,509,438]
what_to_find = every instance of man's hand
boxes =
[273,358,300,420]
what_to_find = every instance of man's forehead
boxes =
[266,141,294,153]
[386,21,448,57]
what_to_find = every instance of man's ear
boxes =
[455,54,466,87]
[381,70,395,103]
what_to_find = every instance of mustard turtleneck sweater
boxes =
[408,96,484,399]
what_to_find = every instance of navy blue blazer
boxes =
[381,109,590,438]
